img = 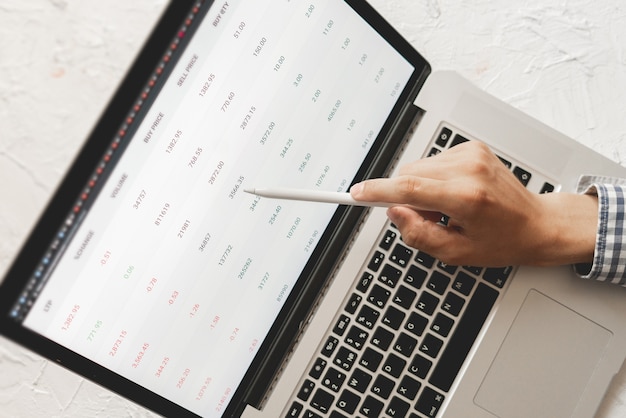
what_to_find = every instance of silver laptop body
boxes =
[242,71,626,418]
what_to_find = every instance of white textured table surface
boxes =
[1,0,625,416]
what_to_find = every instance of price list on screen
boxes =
[24,0,414,416]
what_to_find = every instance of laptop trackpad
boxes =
[474,289,611,418]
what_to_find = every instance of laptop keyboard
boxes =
[285,126,555,418]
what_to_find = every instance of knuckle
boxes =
[459,141,496,171]
[460,140,490,155]
[466,185,491,208]
[396,176,421,199]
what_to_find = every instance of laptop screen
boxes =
[2,0,428,416]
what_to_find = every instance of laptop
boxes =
[1,1,625,417]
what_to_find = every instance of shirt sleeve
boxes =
[575,175,626,285]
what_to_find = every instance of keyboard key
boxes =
[286,401,303,418]
[309,357,327,379]
[302,409,322,418]
[415,251,435,268]
[345,325,369,350]
[405,311,428,336]
[452,271,475,296]
[441,292,464,317]
[360,395,384,417]
[435,127,452,147]
[359,347,383,372]
[427,147,441,157]
[382,305,406,330]
[297,379,315,401]
[379,263,402,288]
[431,313,454,337]
[371,374,395,399]
[368,251,385,272]
[383,352,407,378]
[334,346,357,371]
[393,285,417,309]
[397,374,421,400]
[409,354,432,379]
[484,266,513,288]
[356,305,379,329]
[420,333,444,359]
[463,266,483,275]
[336,389,361,414]
[393,332,417,357]
[540,182,555,194]
[368,284,391,309]
[333,314,350,336]
[321,336,339,357]
[356,272,374,293]
[429,283,499,392]
[513,166,531,185]
[416,291,439,316]
[321,367,346,392]
[450,133,468,147]
[390,243,413,267]
[498,155,512,168]
[386,396,410,417]
[348,368,372,393]
[405,265,428,289]
[329,411,348,418]
[371,326,394,351]
[437,261,457,274]
[310,388,335,414]
[379,229,397,250]
[415,386,445,417]
[427,271,451,295]
[344,293,362,314]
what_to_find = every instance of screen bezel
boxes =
[0,1,431,416]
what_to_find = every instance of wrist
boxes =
[529,192,598,267]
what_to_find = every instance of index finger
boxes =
[350,175,465,216]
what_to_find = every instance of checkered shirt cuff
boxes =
[575,176,626,285]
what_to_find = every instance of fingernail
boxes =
[350,182,363,197]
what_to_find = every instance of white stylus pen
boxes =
[244,187,394,207]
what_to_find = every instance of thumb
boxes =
[387,206,458,258]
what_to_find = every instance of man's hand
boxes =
[350,141,598,267]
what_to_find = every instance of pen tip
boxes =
[243,188,254,194]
